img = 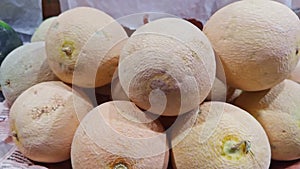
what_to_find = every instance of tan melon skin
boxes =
[171,102,271,169]
[9,81,93,163]
[234,80,300,161]
[205,78,231,102]
[31,16,57,42]
[203,0,300,91]
[46,7,128,88]
[119,18,216,116]
[71,101,169,169]
[289,60,300,83]
[0,42,58,107]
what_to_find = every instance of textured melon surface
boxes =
[46,7,128,88]
[119,18,216,116]
[204,0,300,91]
[9,81,93,163]
[171,102,271,169]
[0,42,58,106]
[71,101,169,169]
[31,16,57,42]
[234,80,300,161]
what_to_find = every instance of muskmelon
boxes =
[46,7,128,88]
[0,42,58,106]
[203,0,300,91]
[9,81,93,163]
[31,16,57,42]
[234,80,300,161]
[171,102,271,169]
[71,101,169,169]
[118,17,216,116]
[205,78,228,102]
[289,60,300,83]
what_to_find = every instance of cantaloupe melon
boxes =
[203,0,300,91]
[171,102,271,169]
[0,42,58,106]
[234,79,300,161]
[71,101,169,169]
[31,16,57,42]
[205,53,228,102]
[118,17,216,116]
[46,7,128,88]
[9,81,93,163]
[289,60,300,83]
[205,78,228,102]
[111,75,129,101]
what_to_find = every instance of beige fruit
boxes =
[71,101,169,169]
[289,60,300,83]
[0,42,58,107]
[9,81,93,163]
[205,52,236,102]
[205,78,229,102]
[31,16,57,42]
[46,7,128,88]
[234,79,300,161]
[203,0,300,91]
[119,17,216,116]
[171,102,271,169]
[111,75,129,101]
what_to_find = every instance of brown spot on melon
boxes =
[118,18,216,116]
[9,81,93,163]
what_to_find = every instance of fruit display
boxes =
[0,0,300,169]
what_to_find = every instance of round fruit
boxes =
[111,75,129,101]
[171,101,271,169]
[0,42,58,106]
[0,20,23,65]
[46,7,128,88]
[203,0,300,91]
[9,81,93,163]
[31,16,57,42]
[289,60,300,83]
[205,78,228,102]
[71,101,169,169]
[234,79,300,161]
[119,17,216,116]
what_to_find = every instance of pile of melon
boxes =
[1,0,300,168]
